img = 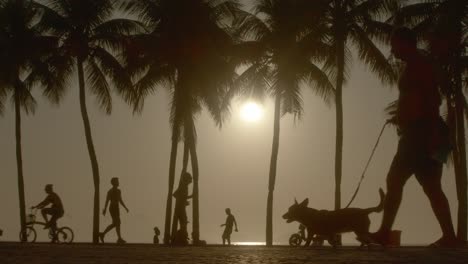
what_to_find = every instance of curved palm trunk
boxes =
[266,94,281,246]
[15,92,26,242]
[77,57,101,244]
[186,117,200,243]
[171,142,190,239]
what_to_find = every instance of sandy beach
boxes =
[1,242,467,264]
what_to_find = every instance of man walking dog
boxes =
[371,27,462,248]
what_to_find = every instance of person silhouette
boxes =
[370,27,461,248]
[153,227,160,245]
[99,177,129,244]
[32,184,64,231]
[220,208,238,245]
[172,172,192,245]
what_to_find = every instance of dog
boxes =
[283,188,385,247]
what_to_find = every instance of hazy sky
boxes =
[0,1,462,245]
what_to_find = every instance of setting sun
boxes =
[240,102,264,122]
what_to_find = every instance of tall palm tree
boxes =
[392,0,468,241]
[121,0,238,244]
[319,1,398,236]
[0,0,62,241]
[32,0,140,243]
[232,0,335,246]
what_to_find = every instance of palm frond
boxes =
[350,24,397,85]
[298,60,335,105]
[91,46,133,105]
[232,8,271,41]
[85,58,112,114]
[131,63,175,114]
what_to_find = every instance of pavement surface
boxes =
[1,242,468,264]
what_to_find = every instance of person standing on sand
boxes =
[172,172,192,245]
[220,208,238,245]
[100,177,129,244]
[370,27,462,248]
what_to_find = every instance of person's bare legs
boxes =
[41,209,49,224]
[100,224,115,243]
[378,157,412,236]
[116,224,123,241]
[416,161,457,243]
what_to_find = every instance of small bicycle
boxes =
[289,230,325,247]
[19,208,74,243]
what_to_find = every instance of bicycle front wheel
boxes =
[56,227,74,243]
[19,226,37,242]
[289,233,302,246]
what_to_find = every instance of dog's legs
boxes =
[355,232,372,249]
[328,235,338,248]
[304,229,313,247]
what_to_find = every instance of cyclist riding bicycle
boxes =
[32,184,64,230]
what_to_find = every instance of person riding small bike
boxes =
[32,184,64,231]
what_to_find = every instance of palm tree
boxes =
[232,0,335,246]
[121,0,238,244]
[318,1,398,238]
[32,0,140,243]
[392,0,468,241]
[0,0,62,241]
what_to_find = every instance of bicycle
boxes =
[19,208,74,243]
[289,230,325,247]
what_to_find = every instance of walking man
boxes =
[220,208,238,245]
[371,27,461,248]
[100,177,129,244]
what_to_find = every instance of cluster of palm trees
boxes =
[0,0,466,245]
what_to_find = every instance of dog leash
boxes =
[344,121,389,209]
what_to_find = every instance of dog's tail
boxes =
[365,188,385,214]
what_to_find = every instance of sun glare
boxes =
[240,102,263,122]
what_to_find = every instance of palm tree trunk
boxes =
[266,94,281,246]
[335,40,344,213]
[15,92,26,242]
[333,19,346,244]
[454,96,467,240]
[187,118,200,243]
[164,128,179,244]
[171,142,190,239]
[454,46,467,240]
[77,57,101,244]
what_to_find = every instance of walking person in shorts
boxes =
[370,27,462,248]
[221,208,238,245]
[100,177,129,243]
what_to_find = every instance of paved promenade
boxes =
[1,242,467,264]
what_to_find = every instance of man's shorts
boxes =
[110,207,121,225]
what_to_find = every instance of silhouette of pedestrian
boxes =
[220,208,238,245]
[32,184,64,231]
[371,27,461,248]
[100,177,129,244]
[153,227,160,245]
[172,172,192,245]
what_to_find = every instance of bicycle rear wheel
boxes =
[56,227,74,243]
[19,226,36,242]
